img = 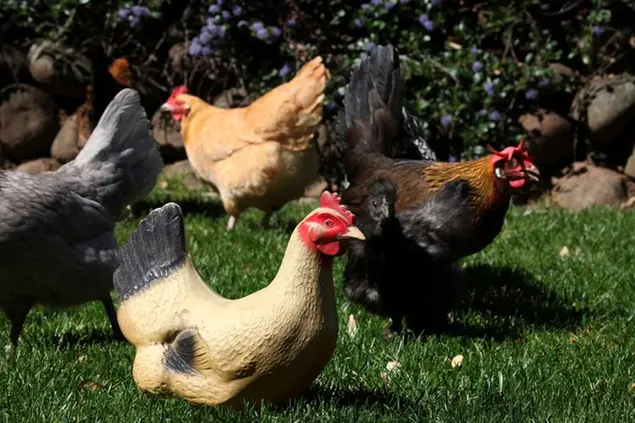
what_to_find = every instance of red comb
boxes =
[320,191,354,225]
[171,85,188,97]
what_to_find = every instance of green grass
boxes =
[2,192,635,422]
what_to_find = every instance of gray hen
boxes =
[0,88,163,350]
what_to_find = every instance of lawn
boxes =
[1,188,635,422]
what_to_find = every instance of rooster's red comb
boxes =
[171,85,189,98]
[320,191,354,225]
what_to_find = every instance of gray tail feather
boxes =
[60,88,164,219]
[339,44,404,158]
[113,202,187,301]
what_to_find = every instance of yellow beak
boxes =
[337,226,366,241]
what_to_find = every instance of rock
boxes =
[27,39,91,99]
[151,108,185,163]
[520,109,574,175]
[0,84,59,161]
[213,87,258,109]
[15,157,61,174]
[160,160,206,191]
[552,162,627,211]
[571,74,635,151]
[0,43,30,89]
[548,63,577,85]
[50,111,90,163]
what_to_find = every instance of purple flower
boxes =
[206,21,218,34]
[472,61,483,73]
[251,22,264,31]
[592,26,605,36]
[221,10,230,20]
[488,110,501,121]
[287,18,296,27]
[129,16,140,28]
[440,115,452,127]
[384,1,395,10]
[484,81,494,96]
[525,89,538,100]
[256,28,268,40]
[365,41,376,52]
[118,7,130,19]
[189,38,202,56]
[470,47,480,56]
[423,19,434,32]
[208,4,220,14]
[216,0,223,5]
[418,14,429,25]
[538,77,550,88]
[279,64,291,77]
[232,6,243,16]
[431,0,442,5]
[216,25,226,39]
[361,3,371,9]
[270,26,282,39]
[400,0,409,3]
[132,5,150,17]
[201,46,213,56]
[199,29,212,44]
[238,20,248,28]
[448,155,457,163]
[354,18,364,28]
[371,0,383,5]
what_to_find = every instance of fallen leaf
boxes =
[386,361,401,371]
[159,180,168,190]
[77,380,104,392]
[448,41,463,50]
[569,335,578,344]
[346,314,358,339]
[559,246,570,258]
[77,355,87,363]
[451,354,464,368]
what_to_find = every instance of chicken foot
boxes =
[227,215,238,232]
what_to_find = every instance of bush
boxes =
[3,0,635,161]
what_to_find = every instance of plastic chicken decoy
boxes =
[113,192,365,409]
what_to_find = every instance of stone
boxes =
[571,74,635,152]
[50,112,82,162]
[160,160,206,191]
[0,84,59,161]
[27,39,90,99]
[15,157,61,174]
[552,162,627,211]
[548,63,577,85]
[520,109,574,175]
[151,108,185,163]
[0,43,30,89]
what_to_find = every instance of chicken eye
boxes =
[325,220,334,227]
[371,200,378,208]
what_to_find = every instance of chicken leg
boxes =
[4,300,33,355]
[101,296,124,340]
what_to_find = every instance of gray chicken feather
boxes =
[0,88,163,349]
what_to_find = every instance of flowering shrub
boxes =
[2,0,635,160]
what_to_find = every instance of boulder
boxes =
[552,162,627,211]
[27,39,90,99]
[151,108,185,163]
[0,84,59,161]
[520,109,574,175]
[571,74,635,152]
[548,63,577,85]
[160,160,206,191]
[0,43,30,89]
[15,157,61,174]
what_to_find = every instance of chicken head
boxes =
[160,85,190,120]
[488,140,540,189]
[298,191,365,257]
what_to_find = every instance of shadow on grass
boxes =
[51,328,127,348]
[388,264,588,343]
[290,384,411,410]
[450,264,587,341]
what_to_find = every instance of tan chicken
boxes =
[113,192,364,409]
[159,56,329,231]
